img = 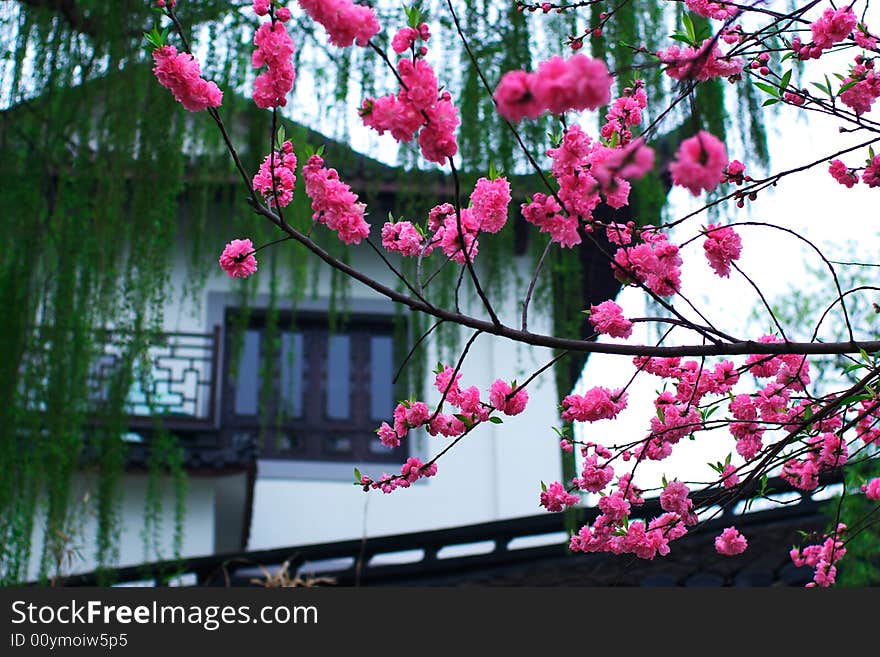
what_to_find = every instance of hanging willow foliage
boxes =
[0,0,769,584]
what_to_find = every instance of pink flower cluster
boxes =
[298,0,380,48]
[839,56,880,115]
[381,221,423,257]
[375,366,529,452]
[863,478,880,501]
[790,524,847,587]
[151,46,223,112]
[489,379,529,416]
[392,22,430,54]
[685,0,737,21]
[600,81,648,146]
[365,457,438,494]
[658,39,743,82]
[520,120,655,249]
[612,226,683,297]
[811,7,858,51]
[302,154,370,244]
[251,16,296,109]
[863,155,880,187]
[828,159,858,188]
[567,475,692,560]
[493,54,612,122]
[856,399,880,446]
[715,527,748,556]
[669,130,728,196]
[540,481,580,512]
[561,386,627,423]
[469,177,512,233]
[219,238,258,278]
[252,140,297,208]
[588,300,633,339]
[629,356,746,462]
[360,29,459,165]
[381,177,511,264]
[521,193,580,248]
[781,432,848,491]
[702,223,742,278]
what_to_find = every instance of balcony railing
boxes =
[87,326,221,431]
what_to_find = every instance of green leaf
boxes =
[275,125,286,150]
[811,81,830,96]
[838,80,859,94]
[489,416,503,424]
[669,33,694,45]
[754,81,780,97]
[354,468,362,482]
[779,69,792,90]
[682,12,696,44]
[762,98,780,106]
[540,480,547,492]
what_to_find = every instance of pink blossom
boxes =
[302,154,370,244]
[702,223,742,278]
[532,54,612,115]
[434,365,463,406]
[685,0,737,21]
[839,57,880,115]
[391,26,420,54]
[862,478,880,501]
[377,422,401,448]
[398,58,439,112]
[600,82,647,145]
[606,222,634,246]
[489,379,529,416]
[562,387,627,423]
[593,139,655,184]
[251,21,296,109]
[219,238,258,278]
[418,95,460,164]
[658,39,743,82]
[829,159,859,188]
[426,413,466,438]
[720,463,740,489]
[577,455,614,492]
[252,141,297,208]
[659,480,693,520]
[811,7,857,51]
[791,524,846,587]
[521,194,581,248]
[382,221,423,257]
[298,0,380,48]
[598,492,630,523]
[715,527,748,556]
[612,228,682,297]
[439,210,479,264]
[863,155,880,188]
[588,300,633,339]
[854,25,878,50]
[540,481,579,512]
[493,70,543,122]
[669,130,728,196]
[151,46,223,112]
[470,177,511,233]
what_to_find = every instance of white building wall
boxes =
[27,473,217,582]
